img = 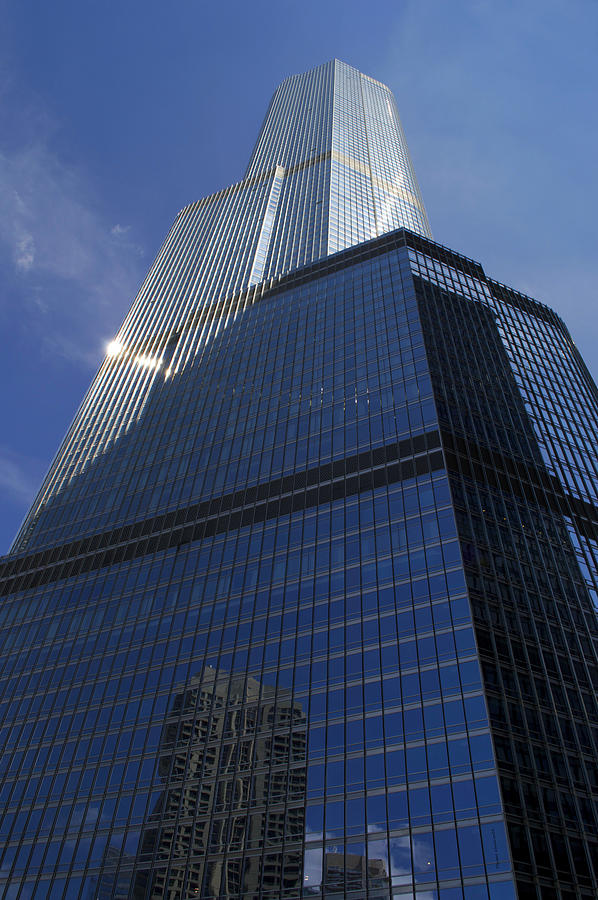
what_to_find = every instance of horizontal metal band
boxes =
[441,429,598,545]
[0,432,444,595]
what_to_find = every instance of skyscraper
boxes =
[0,59,596,899]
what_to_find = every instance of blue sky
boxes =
[0,0,596,552]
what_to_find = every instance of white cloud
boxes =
[110,221,144,257]
[0,448,40,506]
[110,223,130,237]
[0,132,146,368]
[14,227,35,271]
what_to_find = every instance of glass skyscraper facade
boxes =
[0,60,597,900]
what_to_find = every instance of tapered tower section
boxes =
[12,60,430,555]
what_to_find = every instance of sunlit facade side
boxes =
[0,61,597,900]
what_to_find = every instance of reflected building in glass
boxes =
[130,669,306,899]
[0,60,597,900]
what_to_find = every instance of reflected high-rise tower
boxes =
[1,60,598,900]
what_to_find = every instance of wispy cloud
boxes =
[378,0,598,373]
[0,121,146,368]
[14,229,35,272]
[0,448,41,506]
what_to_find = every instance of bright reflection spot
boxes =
[136,355,160,369]
[106,340,122,357]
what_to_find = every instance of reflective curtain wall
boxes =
[0,237,518,898]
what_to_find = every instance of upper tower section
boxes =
[244,59,336,177]
[245,59,431,258]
